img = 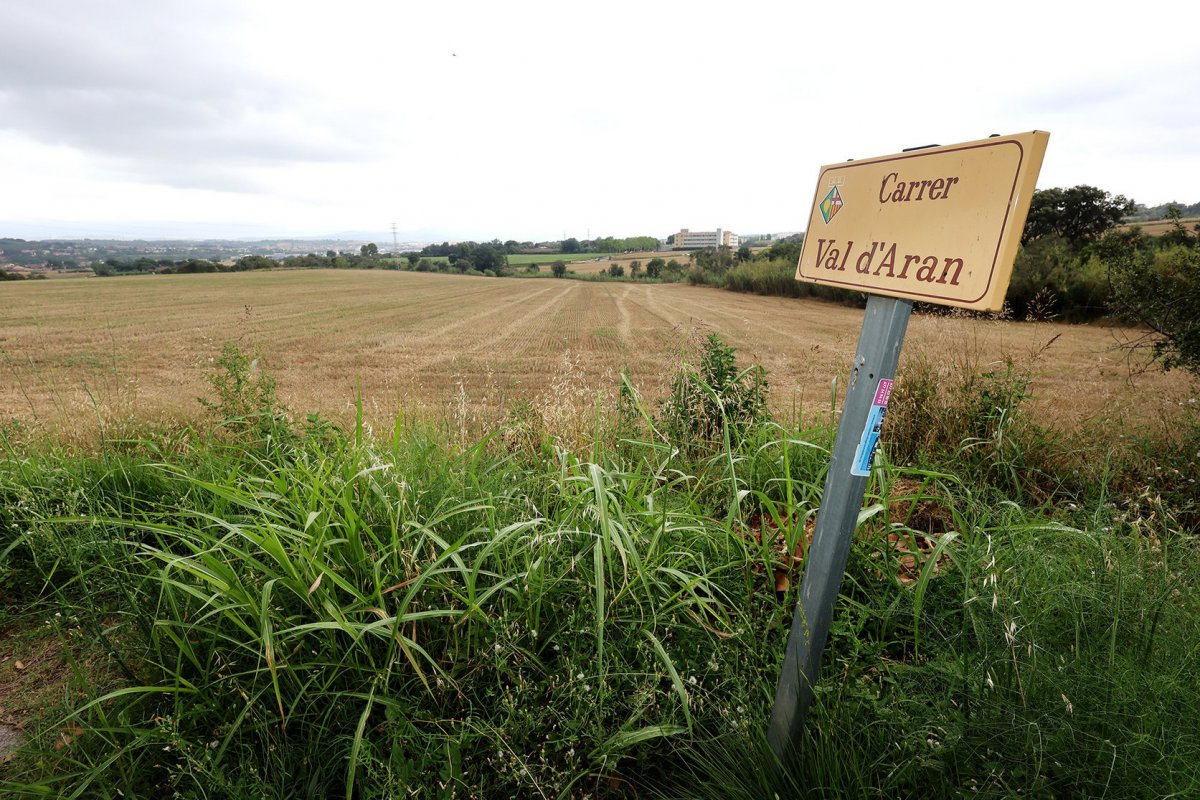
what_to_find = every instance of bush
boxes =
[1109,241,1200,374]
[659,333,769,449]
[198,341,288,442]
[1007,235,1110,321]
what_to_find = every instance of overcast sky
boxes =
[1,0,1197,242]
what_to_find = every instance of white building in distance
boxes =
[668,228,739,250]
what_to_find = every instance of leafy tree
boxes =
[762,235,804,263]
[551,261,567,278]
[1108,236,1200,374]
[406,254,420,268]
[360,243,379,258]
[736,245,752,263]
[608,263,625,277]
[693,246,736,274]
[1007,235,1108,321]
[1160,204,1197,248]
[234,255,276,271]
[629,260,642,279]
[645,258,665,279]
[1022,185,1134,249]
[560,238,581,254]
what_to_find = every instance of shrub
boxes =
[1109,242,1200,374]
[659,332,769,449]
[198,341,288,441]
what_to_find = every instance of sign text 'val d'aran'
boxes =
[795,131,1049,311]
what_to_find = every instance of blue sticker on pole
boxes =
[851,378,894,476]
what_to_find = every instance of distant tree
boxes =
[551,261,567,278]
[326,250,337,260]
[1160,204,1197,248]
[560,238,581,254]
[762,235,805,263]
[736,245,752,263]
[525,263,540,274]
[470,243,508,274]
[624,236,659,252]
[693,246,735,274]
[406,253,420,268]
[645,257,665,279]
[234,255,276,271]
[1022,186,1134,249]
[361,243,379,258]
[608,263,624,277]
[629,260,642,279]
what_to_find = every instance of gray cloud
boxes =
[0,1,372,191]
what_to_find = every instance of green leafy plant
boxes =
[659,332,769,450]
[198,341,287,439]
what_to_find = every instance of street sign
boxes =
[769,132,1049,763]
[795,132,1049,311]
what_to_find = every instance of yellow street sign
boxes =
[795,131,1049,311]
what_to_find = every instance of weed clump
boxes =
[659,331,770,451]
[198,340,289,443]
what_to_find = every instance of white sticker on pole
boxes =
[851,379,893,476]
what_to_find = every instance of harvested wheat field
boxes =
[1,269,1191,442]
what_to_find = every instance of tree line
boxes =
[687,187,1200,374]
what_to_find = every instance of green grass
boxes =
[2,346,1200,798]
[506,253,602,265]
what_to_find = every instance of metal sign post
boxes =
[767,131,1049,760]
[767,293,911,758]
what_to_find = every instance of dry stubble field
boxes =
[2,269,1191,444]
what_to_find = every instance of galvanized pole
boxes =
[767,293,913,760]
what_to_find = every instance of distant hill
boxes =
[1115,216,1200,237]
[1125,201,1200,222]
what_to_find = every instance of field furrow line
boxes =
[404,282,579,371]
